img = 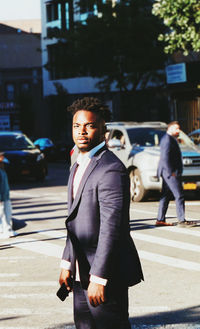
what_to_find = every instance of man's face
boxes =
[72,110,106,153]
[170,124,180,138]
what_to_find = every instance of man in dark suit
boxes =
[156,121,196,227]
[59,97,143,329]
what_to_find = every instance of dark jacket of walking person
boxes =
[156,121,196,227]
[59,97,144,329]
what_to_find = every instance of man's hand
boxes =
[171,172,176,177]
[88,282,106,307]
[59,269,72,291]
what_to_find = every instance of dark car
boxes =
[0,131,47,181]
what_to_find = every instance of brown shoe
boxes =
[177,220,197,228]
[155,220,173,226]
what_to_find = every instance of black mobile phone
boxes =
[56,283,69,301]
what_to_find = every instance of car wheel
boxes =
[129,169,147,202]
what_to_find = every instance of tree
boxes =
[46,0,166,92]
[152,0,200,55]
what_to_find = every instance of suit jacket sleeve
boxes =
[89,162,128,279]
[62,233,73,263]
[160,135,174,177]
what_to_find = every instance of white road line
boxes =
[132,232,200,252]
[0,273,20,278]
[0,308,72,315]
[0,281,57,287]
[0,326,41,329]
[185,202,200,205]
[36,229,66,239]
[0,293,61,299]
[8,237,63,258]
[0,306,170,316]
[129,306,170,313]
[157,225,200,237]
[139,250,200,271]
[0,256,35,260]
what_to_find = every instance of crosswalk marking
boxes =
[157,225,200,237]
[130,208,200,237]
[0,307,73,315]
[139,250,200,271]
[3,227,199,273]
[132,232,200,252]
[0,273,20,278]
[0,293,69,299]
[0,256,35,260]
[0,281,57,287]
[8,237,63,258]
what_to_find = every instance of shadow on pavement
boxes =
[10,162,70,191]
[129,218,200,231]
[130,304,200,327]
[46,305,200,329]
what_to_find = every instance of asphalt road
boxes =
[0,162,200,329]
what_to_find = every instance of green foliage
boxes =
[46,0,166,92]
[152,0,200,55]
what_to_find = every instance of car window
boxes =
[110,130,126,146]
[127,128,166,146]
[0,135,36,150]
[177,131,196,148]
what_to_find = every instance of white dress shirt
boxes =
[61,141,107,286]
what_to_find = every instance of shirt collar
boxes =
[76,141,105,165]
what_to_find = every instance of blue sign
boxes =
[166,63,187,84]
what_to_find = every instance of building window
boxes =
[46,1,71,36]
[47,44,66,80]
[6,83,15,101]
[21,82,30,93]
[46,2,59,22]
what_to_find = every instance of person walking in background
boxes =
[59,97,143,329]
[155,121,197,227]
[0,153,17,238]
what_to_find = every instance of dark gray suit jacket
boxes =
[62,147,143,289]
[157,133,183,178]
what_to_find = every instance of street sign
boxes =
[166,63,187,84]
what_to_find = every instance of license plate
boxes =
[21,170,30,175]
[183,183,197,190]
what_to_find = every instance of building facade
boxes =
[41,0,103,96]
[0,23,43,138]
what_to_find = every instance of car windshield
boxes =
[127,128,166,146]
[0,134,36,150]
[127,127,195,148]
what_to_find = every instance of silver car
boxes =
[106,122,200,202]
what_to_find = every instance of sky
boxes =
[0,0,41,21]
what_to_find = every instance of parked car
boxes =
[106,121,200,202]
[0,131,47,181]
[34,138,55,160]
[188,129,200,145]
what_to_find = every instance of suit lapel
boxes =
[67,146,107,222]
[68,162,78,210]
[68,158,98,218]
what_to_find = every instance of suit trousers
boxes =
[73,281,131,329]
[157,172,185,222]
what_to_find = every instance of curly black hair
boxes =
[67,97,111,122]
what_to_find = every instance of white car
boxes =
[106,122,200,202]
